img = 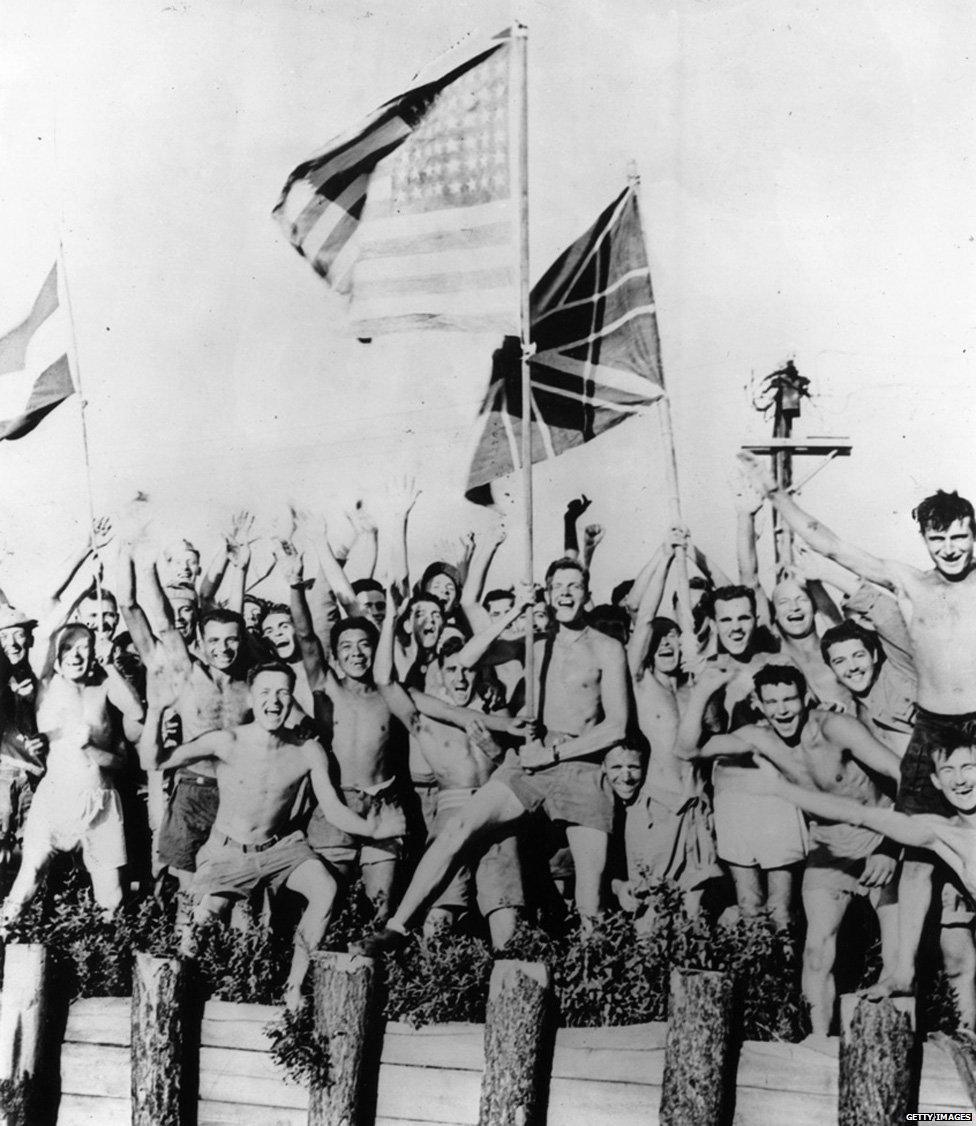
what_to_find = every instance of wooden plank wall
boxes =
[55,998,974,1126]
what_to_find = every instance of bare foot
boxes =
[859,974,915,1001]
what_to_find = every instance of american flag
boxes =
[273,30,518,337]
[466,186,665,503]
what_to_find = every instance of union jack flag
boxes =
[465,185,665,504]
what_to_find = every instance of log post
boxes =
[308,951,376,1126]
[0,943,49,1126]
[479,959,551,1126]
[660,967,734,1126]
[130,951,187,1126]
[839,994,916,1126]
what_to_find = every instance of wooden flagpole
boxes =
[514,21,536,715]
[627,165,691,618]
[57,242,103,608]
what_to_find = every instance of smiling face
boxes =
[358,589,386,629]
[826,637,878,696]
[771,578,815,639]
[603,746,645,803]
[243,600,263,633]
[201,620,242,671]
[756,680,806,741]
[441,653,475,706]
[713,596,756,657]
[250,669,293,732]
[171,597,198,641]
[336,628,374,681]
[932,745,976,814]
[161,541,201,586]
[651,627,681,675]
[261,611,298,661]
[547,567,587,624]
[922,518,975,579]
[77,596,119,639]
[425,573,458,615]
[57,632,94,682]
[0,626,31,666]
[411,600,444,652]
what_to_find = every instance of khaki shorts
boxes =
[24,780,127,870]
[429,787,524,917]
[308,777,407,874]
[192,829,319,901]
[492,759,613,835]
[626,792,723,892]
[712,781,807,869]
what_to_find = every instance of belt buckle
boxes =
[248,834,280,854]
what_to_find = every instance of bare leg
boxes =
[865,858,931,999]
[941,925,976,1030]
[487,907,518,951]
[422,905,457,940]
[88,865,124,919]
[362,858,396,923]
[874,890,900,984]
[565,825,608,927]
[801,885,848,1036]
[387,781,526,931]
[2,850,52,929]
[766,866,796,931]
[185,893,232,956]
[683,888,704,917]
[282,859,338,1011]
[729,864,763,917]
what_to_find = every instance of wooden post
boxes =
[130,951,187,1126]
[479,959,551,1126]
[839,994,916,1126]
[660,967,734,1126]
[0,943,49,1126]
[308,951,376,1126]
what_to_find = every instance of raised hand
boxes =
[667,525,690,553]
[583,523,605,550]
[145,653,180,711]
[91,516,115,555]
[735,452,776,505]
[273,539,304,586]
[388,476,421,520]
[225,510,256,568]
[565,495,591,522]
[348,500,378,537]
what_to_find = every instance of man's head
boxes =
[407,594,445,653]
[770,573,815,639]
[247,661,296,732]
[913,491,976,579]
[199,609,244,672]
[820,621,882,696]
[259,604,298,662]
[545,557,589,625]
[588,603,630,645]
[483,588,515,622]
[438,636,475,705]
[160,538,201,587]
[242,595,265,634]
[111,630,144,683]
[76,590,119,639]
[421,563,461,616]
[330,617,378,682]
[647,616,681,676]
[753,663,808,741]
[352,578,386,629]
[611,579,634,607]
[932,740,976,814]
[53,623,95,683]
[603,744,646,804]
[708,584,757,658]
[0,605,37,667]
[166,583,199,641]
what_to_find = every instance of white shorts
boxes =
[712,787,808,869]
[22,780,127,870]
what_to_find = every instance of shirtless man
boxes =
[360,556,628,952]
[139,660,399,1009]
[2,624,144,923]
[699,664,900,1032]
[740,453,976,1001]
[259,603,314,715]
[413,637,524,949]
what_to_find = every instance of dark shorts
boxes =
[492,759,613,835]
[192,829,319,901]
[897,708,976,816]
[0,767,36,845]
[157,774,219,872]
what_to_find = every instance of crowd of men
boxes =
[1,457,975,1029]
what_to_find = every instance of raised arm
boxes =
[114,539,156,661]
[455,587,531,669]
[627,537,678,677]
[303,511,360,618]
[385,476,420,600]
[214,510,255,615]
[738,453,914,591]
[104,662,146,741]
[459,523,507,630]
[144,725,232,773]
[581,523,605,573]
[675,665,736,759]
[562,495,591,561]
[279,541,328,694]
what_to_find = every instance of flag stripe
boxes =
[532,267,652,328]
[0,264,60,376]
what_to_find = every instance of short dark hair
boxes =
[932,736,976,767]
[258,602,291,629]
[545,556,589,587]
[913,490,976,534]
[247,660,296,690]
[611,579,634,606]
[199,608,244,635]
[352,578,384,597]
[78,587,118,611]
[820,620,882,666]
[587,603,630,645]
[330,616,379,657]
[437,635,467,666]
[648,616,680,666]
[483,588,515,611]
[753,662,807,699]
[707,584,757,619]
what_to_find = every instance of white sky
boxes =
[0,0,974,607]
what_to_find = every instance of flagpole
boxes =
[627,164,691,618]
[57,243,103,607]
[513,21,536,716]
